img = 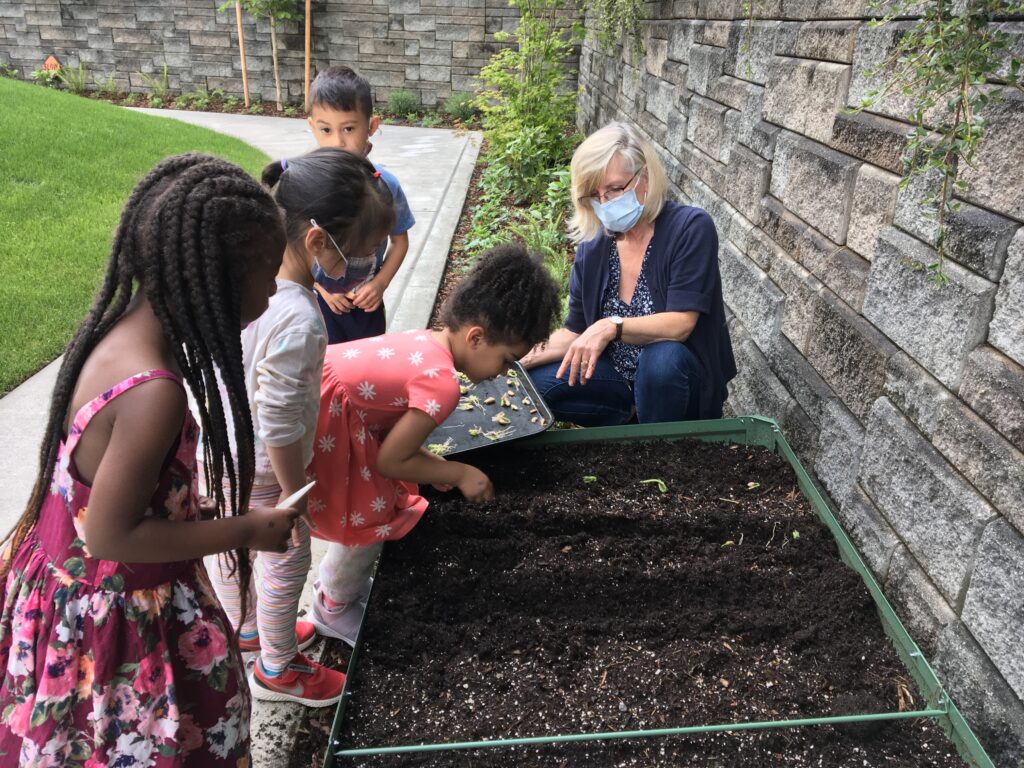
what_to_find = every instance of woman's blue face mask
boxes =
[588,167,646,234]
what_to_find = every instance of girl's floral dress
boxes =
[0,371,250,767]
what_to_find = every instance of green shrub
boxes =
[442,91,478,122]
[96,73,119,98]
[148,95,164,108]
[122,92,139,106]
[476,0,581,203]
[32,67,62,88]
[138,63,170,99]
[224,95,241,110]
[387,89,420,116]
[56,62,89,95]
[420,112,442,128]
[0,62,19,79]
[283,105,299,117]
[172,93,192,109]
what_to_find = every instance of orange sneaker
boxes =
[238,620,317,654]
[249,652,345,707]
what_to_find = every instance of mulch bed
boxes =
[323,439,962,767]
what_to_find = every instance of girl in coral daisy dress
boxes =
[306,245,563,644]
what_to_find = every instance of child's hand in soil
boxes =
[314,283,354,314]
[350,279,385,313]
[456,464,494,502]
[244,505,306,552]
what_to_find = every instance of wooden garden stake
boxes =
[303,0,311,111]
[234,1,251,108]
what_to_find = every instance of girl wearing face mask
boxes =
[206,147,395,707]
[522,121,737,425]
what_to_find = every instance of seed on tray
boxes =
[530,416,538,423]
[510,404,519,411]
[506,390,515,398]
[483,396,496,405]
[468,427,483,437]
[529,408,538,414]
[499,395,511,408]
[492,412,511,426]
[522,397,532,406]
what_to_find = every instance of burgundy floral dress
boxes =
[0,370,250,767]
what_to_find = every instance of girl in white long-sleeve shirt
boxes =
[209,147,395,707]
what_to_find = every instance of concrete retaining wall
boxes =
[0,0,577,108]
[576,3,1023,764]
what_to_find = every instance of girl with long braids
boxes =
[0,154,302,765]
[206,148,395,708]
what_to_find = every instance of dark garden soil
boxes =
[311,439,962,768]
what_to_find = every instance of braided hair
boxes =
[439,244,562,348]
[2,154,285,624]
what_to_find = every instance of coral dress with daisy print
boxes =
[0,370,250,767]
[308,330,460,546]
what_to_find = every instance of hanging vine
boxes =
[854,0,1023,285]
[590,0,646,56]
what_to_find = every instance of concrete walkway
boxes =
[0,109,480,766]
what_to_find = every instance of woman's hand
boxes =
[244,505,306,553]
[456,463,494,502]
[314,283,354,314]
[350,278,385,312]
[555,319,615,386]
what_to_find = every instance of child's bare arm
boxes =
[350,232,410,312]
[377,409,493,502]
[83,383,299,561]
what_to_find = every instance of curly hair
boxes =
[2,154,284,625]
[439,244,561,348]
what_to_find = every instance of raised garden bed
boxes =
[323,419,992,767]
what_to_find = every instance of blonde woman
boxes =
[521,121,736,424]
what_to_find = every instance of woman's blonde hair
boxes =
[567,121,669,243]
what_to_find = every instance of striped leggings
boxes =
[210,481,311,673]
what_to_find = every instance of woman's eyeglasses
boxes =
[578,167,645,206]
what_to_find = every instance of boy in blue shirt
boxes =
[307,65,417,343]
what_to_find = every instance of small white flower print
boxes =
[349,511,365,527]
[356,426,367,445]
[360,466,373,481]
[357,409,367,422]
[408,351,424,366]
[370,496,387,513]
[329,398,342,417]
[342,348,362,360]
[309,497,325,513]
[375,524,392,538]
[414,334,428,341]
[424,399,441,416]
[377,347,395,360]
[358,380,376,400]
[392,396,409,407]
[318,435,336,453]
[423,368,439,378]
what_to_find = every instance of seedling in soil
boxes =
[427,438,456,456]
[721,540,735,547]
[746,481,760,490]
[582,475,598,484]
[640,478,669,493]
[792,530,801,540]
[492,412,511,426]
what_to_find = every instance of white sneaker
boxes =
[309,579,373,647]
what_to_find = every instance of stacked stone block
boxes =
[579,4,1023,764]
[0,1,577,108]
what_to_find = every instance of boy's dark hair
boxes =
[308,65,373,119]
[440,244,562,348]
[262,147,394,256]
[4,154,284,619]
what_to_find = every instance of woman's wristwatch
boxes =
[608,315,624,341]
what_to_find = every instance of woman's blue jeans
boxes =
[528,340,702,427]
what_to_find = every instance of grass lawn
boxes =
[0,78,270,395]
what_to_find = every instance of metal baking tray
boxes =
[422,362,554,456]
